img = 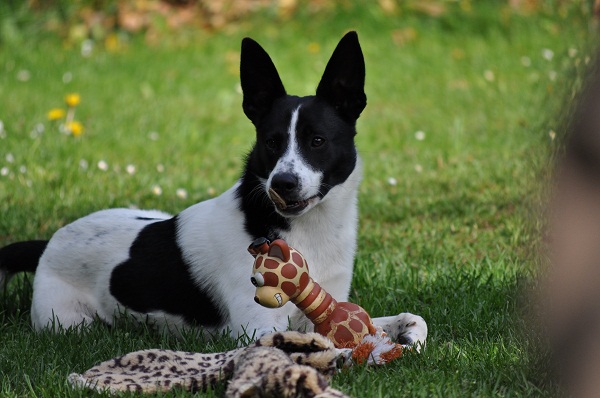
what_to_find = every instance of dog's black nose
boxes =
[271,173,298,194]
[254,296,260,304]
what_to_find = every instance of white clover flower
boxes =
[81,40,93,57]
[17,70,30,82]
[520,56,531,67]
[156,164,165,173]
[148,131,159,141]
[414,131,425,141]
[568,48,578,58]
[542,48,554,61]
[79,159,89,170]
[176,188,188,199]
[30,123,45,139]
[126,164,136,175]
[97,160,109,171]
[1,167,9,176]
[152,185,162,196]
[387,177,397,186]
[414,164,423,173]
[483,70,495,82]
[5,153,14,163]
[63,72,73,84]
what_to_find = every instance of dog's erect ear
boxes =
[316,31,366,123]
[240,38,287,126]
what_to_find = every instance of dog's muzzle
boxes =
[268,172,319,215]
[268,188,318,215]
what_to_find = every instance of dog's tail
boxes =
[0,240,48,288]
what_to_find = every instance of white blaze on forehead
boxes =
[267,105,323,199]
[283,106,301,166]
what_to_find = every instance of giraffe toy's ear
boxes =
[268,239,291,262]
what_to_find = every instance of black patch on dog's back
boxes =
[109,216,225,327]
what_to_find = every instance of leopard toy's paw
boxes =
[226,345,349,398]
[252,331,352,376]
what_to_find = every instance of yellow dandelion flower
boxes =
[66,121,84,137]
[65,93,81,107]
[47,108,66,121]
[105,33,120,53]
[307,42,320,54]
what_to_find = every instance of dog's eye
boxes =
[251,273,265,287]
[311,136,325,148]
[266,138,278,150]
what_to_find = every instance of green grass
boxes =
[0,3,594,397]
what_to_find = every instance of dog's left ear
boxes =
[240,38,287,126]
[316,31,367,123]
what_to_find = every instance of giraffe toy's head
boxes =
[247,238,310,308]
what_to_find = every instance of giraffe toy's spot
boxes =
[333,326,354,345]
[349,318,366,333]
[264,259,280,269]
[281,263,297,279]
[263,272,279,287]
[281,281,297,297]
[299,273,310,290]
[292,252,305,268]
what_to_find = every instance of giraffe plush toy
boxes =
[248,238,403,365]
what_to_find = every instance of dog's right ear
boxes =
[240,38,287,126]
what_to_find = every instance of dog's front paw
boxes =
[372,312,427,351]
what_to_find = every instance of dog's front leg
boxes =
[230,306,295,346]
[371,313,428,351]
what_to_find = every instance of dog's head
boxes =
[240,32,366,217]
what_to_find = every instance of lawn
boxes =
[0,2,595,397]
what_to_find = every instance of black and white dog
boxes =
[0,32,426,346]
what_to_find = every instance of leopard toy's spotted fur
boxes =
[68,331,352,397]
[226,345,349,397]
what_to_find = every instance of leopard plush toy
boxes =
[69,331,351,397]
